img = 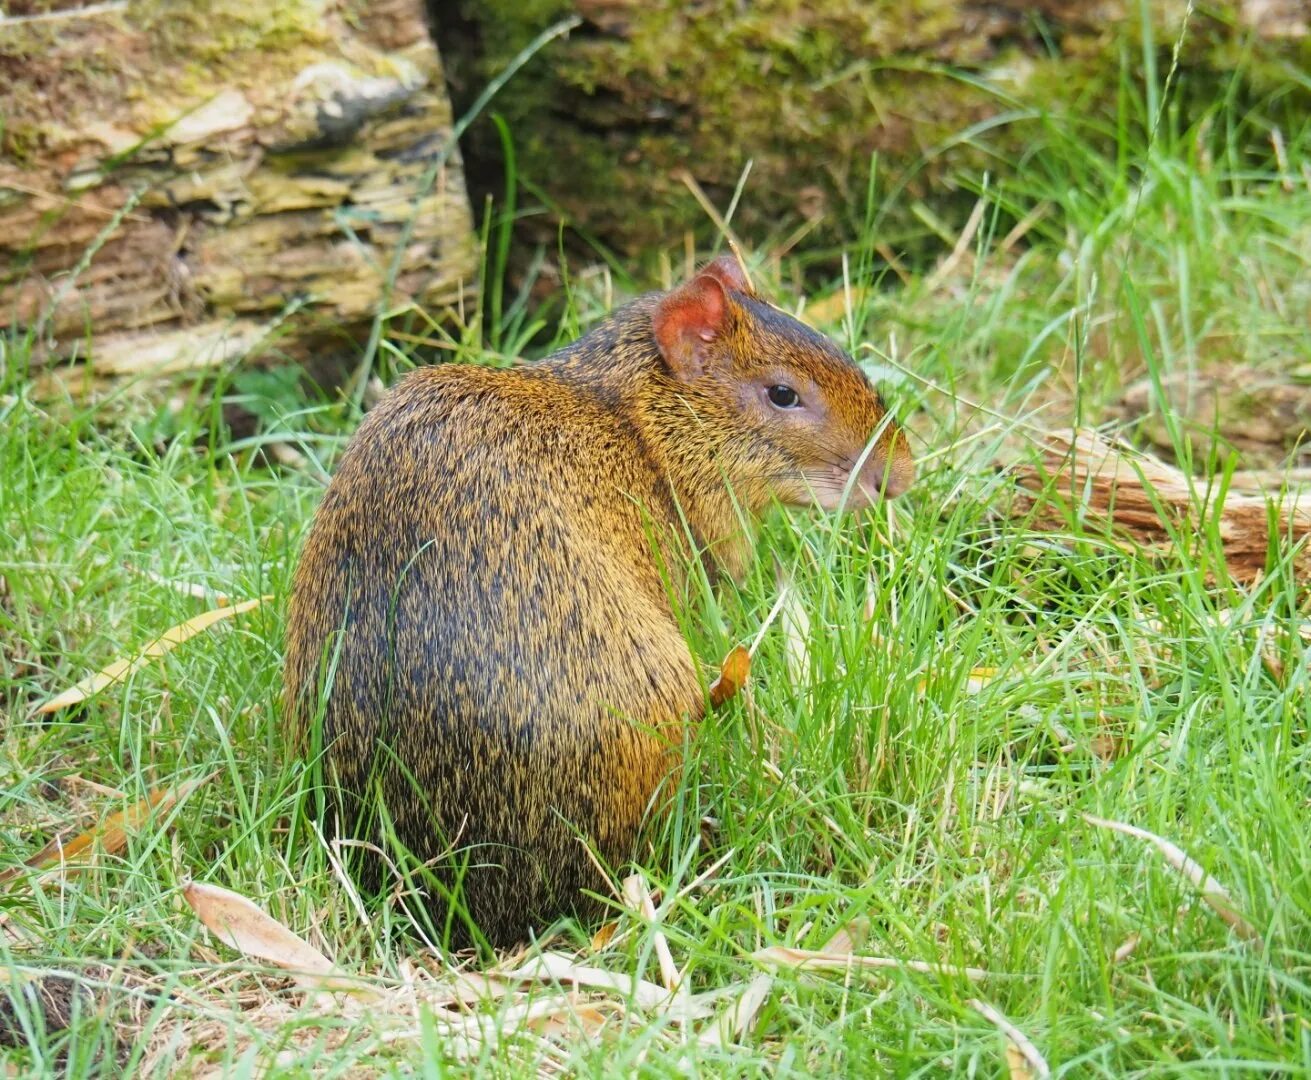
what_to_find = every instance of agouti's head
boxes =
[651,256,914,510]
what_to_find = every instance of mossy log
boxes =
[432,0,1309,264]
[0,0,476,387]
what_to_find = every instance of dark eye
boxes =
[766,384,801,409]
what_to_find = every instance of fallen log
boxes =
[1,0,476,390]
[1006,429,1311,585]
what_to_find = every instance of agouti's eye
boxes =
[766,384,801,409]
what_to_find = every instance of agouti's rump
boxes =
[283,257,913,948]
[285,364,702,945]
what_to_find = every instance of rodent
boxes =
[282,256,914,949]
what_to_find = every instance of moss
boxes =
[0,0,336,165]
[435,0,1311,271]
[135,0,328,61]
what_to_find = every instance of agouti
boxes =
[283,256,913,948]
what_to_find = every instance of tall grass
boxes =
[2,17,1310,1075]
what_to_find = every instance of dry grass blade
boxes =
[1082,814,1262,943]
[968,998,1051,1080]
[754,945,989,982]
[672,167,754,292]
[621,873,680,993]
[136,567,231,606]
[501,951,676,1012]
[34,596,269,714]
[924,194,987,293]
[708,644,750,708]
[183,881,370,996]
[0,774,213,886]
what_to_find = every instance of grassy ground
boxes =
[3,40,1311,1079]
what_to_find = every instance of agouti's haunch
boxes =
[283,256,913,947]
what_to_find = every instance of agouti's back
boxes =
[284,258,913,947]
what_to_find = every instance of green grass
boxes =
[3,38,1311,1078]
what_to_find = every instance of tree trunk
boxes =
[432,0,1309,267]
[1,0,476,390]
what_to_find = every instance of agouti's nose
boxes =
[857,451,913,501]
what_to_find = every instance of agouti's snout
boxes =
[853,424,916,506]
[283,254,912,948]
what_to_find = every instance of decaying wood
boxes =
[1109,367,1311,471]
[1007,429,1311,584]
[1,0,476,385]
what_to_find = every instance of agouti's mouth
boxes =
[807,460,909,511]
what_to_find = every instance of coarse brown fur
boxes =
[283,257,913,948]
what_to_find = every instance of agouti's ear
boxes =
[698,254,753,296]
[652,271,733,381]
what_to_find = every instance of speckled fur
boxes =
[283,264,912,948]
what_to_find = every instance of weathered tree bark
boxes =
[1006,429,1311,584]
[0,0,476,388]
[432,0,1309,265]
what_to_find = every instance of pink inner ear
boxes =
[698,254,752,296]
[653,272,729,379]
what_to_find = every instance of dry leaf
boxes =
[531,998,613,1039]
[699,972,774,1047]
[434,991,603,1056]
[754,945,988,982]
[1112,932,1140,964]
[820,916,871,956]
[34,596,269,714]
[803,285,871,327]
[708,645,750,707]
[1089,734,1126,762]
[968,998,1051,1079]
[963,666,1000,694]
[917,666,1001,696]
[1083,814,1261,943]
[1,774,212,886]
[183,880,368,996]
[1006,1043,1038,1080]
[589,920,619,952]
